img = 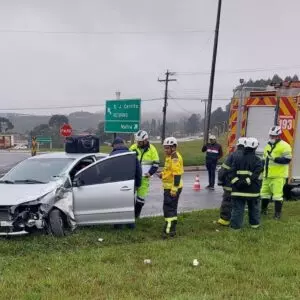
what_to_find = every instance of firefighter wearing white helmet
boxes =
[260,125,292,219]
[130,130,160,218]
[229,137,264,229]
[217,137,247,226]
[158,137,184,238]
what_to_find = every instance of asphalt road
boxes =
[0,151,222,216]
[0,151,30,174]
[143,172,222,217]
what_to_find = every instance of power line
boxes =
[177,65,300,76]
[170,97,230,101]
[171,99,195,114]
[0,29,213,35]
[0,98,163,111]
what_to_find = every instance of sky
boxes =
[0,0,300,117]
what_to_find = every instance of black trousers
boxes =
[163,188,182,235]
[220,190,232,221]
[206,160,217,187]
[231,196,260,229]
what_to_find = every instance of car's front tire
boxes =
[48,209,66,237]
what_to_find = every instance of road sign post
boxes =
[36,137,52,150]
[105,99,141,133]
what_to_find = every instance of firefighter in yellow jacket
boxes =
[158,137,184,238]
[261,126,292,219]
[31,136,37,156]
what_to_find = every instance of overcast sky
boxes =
[0,0,300,116]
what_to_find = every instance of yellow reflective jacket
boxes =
[129,143,160,175]
[162,151,184,190]
[263,139,292,178]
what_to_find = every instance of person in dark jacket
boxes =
[217,137,247,226]
[229,137,264,230]
[110,137,142,229]
[202,135,223,190]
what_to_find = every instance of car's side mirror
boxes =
[72,177,81,187]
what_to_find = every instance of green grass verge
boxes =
[39,137,227,166]
[0,202,300,299]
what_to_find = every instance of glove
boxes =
[170,187,178,197]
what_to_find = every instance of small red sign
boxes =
[60,123,72,137]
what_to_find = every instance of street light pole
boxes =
[204,0,222,144]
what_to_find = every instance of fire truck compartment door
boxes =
[291,110,300,183]
[245,106,276,154]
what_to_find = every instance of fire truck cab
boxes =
[227,81,300,198]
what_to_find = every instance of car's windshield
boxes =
[1,158,75,184]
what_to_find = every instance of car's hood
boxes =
[0,181,61,206]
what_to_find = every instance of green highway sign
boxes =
[36,137,52,143]
[105,99,141,133]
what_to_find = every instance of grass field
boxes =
[1,202,300,299]
[39,136,227,166]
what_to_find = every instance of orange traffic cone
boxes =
[193,174,201,191]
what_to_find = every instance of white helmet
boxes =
[269,126,282,136]
[135,130,149,142]
[209,134,216,140]
[163,137,177,146]
[236,137,247,146]
[245,137,259,149]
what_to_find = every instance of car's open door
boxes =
[72,152,136,225]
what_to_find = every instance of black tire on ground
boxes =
[48,209,66,237]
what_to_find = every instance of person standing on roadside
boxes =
[202,134,223,190]
[110,137,142,230]
[158,137,184,239]
[230,138,264,230]
[31,136,37,156]
[217,137,247,226]
[260,126,292,219]
[129,130,160,218]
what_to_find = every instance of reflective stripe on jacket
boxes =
[263,139,292,178]
[229,149,264,198]
[162,151,184,190]
[218,148,244,191]
[129,143,160,175]
[202,143,223,162]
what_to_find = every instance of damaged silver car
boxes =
[0,151,137,236]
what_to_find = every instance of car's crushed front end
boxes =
[0,178,76,236]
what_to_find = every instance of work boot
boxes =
[134,201,144,218]
[162,222,168,239]
[274,201,283,220]
[261,198,269,215]
[169,220,177,238]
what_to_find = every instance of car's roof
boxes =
[29,152,108,160]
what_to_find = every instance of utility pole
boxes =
[204,0,222,144]
[201,99,208,137]
[158,70,177,144]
